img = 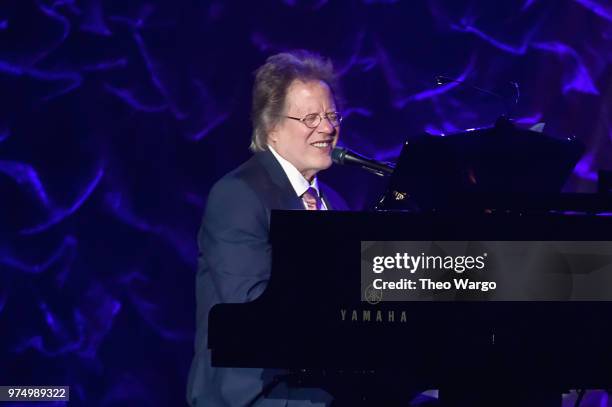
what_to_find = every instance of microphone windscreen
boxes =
[331,147,346,164]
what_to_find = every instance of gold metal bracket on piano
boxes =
[392,191,408,201]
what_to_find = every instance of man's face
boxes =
[268,80,340,181]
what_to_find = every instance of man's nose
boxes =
[318,115,335,133]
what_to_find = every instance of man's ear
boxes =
[267,124,279,144]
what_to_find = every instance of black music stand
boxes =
[377,117,584,212]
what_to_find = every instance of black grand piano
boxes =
[209,119,612,406]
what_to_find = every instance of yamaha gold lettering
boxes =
[340,309,408,323]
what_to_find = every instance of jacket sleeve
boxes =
[198,175,270,303]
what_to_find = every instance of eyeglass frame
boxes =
[283,111,343,129]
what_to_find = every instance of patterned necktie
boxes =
[302,187,322,210]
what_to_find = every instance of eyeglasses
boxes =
[284,111,343,129]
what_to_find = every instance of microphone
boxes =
[332,147,395,177]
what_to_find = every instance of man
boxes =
[187,50,348,407]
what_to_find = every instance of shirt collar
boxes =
[268,145,320,198]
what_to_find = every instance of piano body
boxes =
[208,119,612,405]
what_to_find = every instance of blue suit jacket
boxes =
[187,150,348,407]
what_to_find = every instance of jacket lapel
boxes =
[318,184,334,210]
[255,150,304,210]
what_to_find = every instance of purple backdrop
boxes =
[1,0,611,406]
